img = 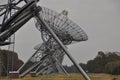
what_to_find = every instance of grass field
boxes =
[0,73,120,80]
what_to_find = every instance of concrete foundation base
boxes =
[30,72,37,77]
[9,71,19,79]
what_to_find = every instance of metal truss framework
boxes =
[0,0,90,80]
[0,0,22,76]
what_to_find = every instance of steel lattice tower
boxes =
[0,0,19,78]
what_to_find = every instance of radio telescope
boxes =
[0,0,90,80]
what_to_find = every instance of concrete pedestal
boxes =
[30,72,37,77]
[9,71,19,79]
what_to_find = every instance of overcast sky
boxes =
[1,0,120,65]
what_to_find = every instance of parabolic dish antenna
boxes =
[36,7,88,42]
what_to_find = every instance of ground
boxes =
[0,73,120,80]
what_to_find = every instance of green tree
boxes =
[86,60,96,73]
[86,51,120,73]
[106,52,120,62]
[105,61,120,75]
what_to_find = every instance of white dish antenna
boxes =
[35,7,88,42]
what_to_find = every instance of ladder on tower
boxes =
[7,53,13,72]
[0,54,7,76]
[7,0,16,76]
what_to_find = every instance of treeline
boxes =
[0,49,24,76]
[64,51,120,75]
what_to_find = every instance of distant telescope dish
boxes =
[34,43,45,51]
[35,7,88,42]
